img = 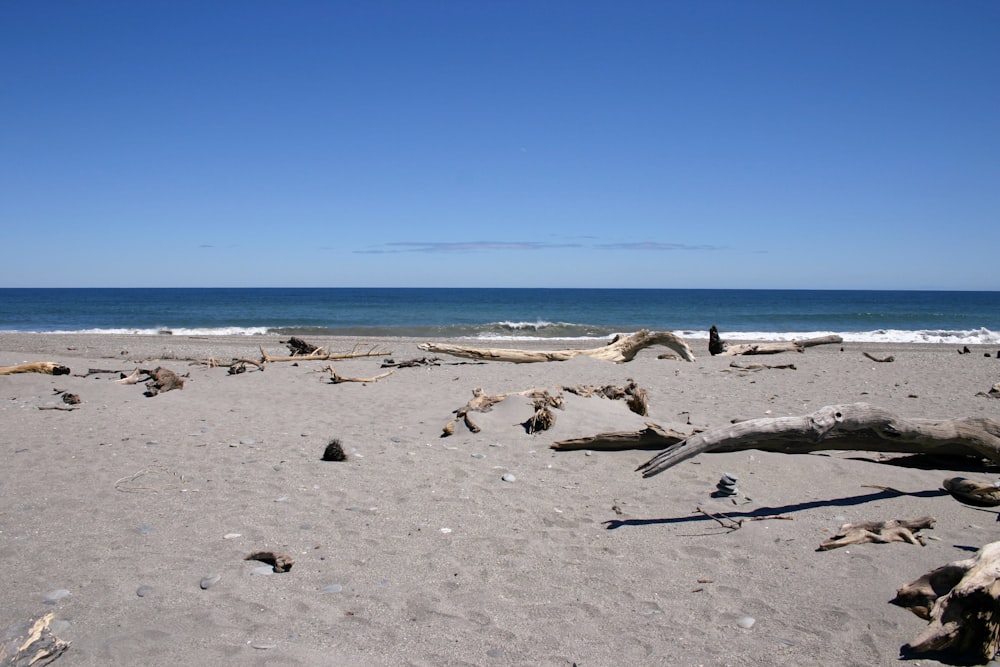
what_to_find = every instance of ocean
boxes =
[1,288,998,344]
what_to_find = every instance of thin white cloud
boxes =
[355,241,582,254]
[595,242,723,251]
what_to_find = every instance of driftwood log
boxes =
[418,329,696,363]
[0,362,71,376]
[892,541,1000,662]
[716,335,843,357]
[116,367,185,396]
[0,612,69,665]
[552,423,695,451]
[817,517,936,551]
[709,326,842,356]
[259,344,391,364]
[632,403,1000,478]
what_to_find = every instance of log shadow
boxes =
[603,487,953,530]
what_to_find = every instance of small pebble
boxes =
[251,642,277,650]
[136,585,155,597]
[736,616,756,629]
[471,453,486,459]
[200,574,221,589]
[43,589,71,603]
[501,473,517,482]
[440,527,452,534]
[321,584,343,593]
[223,533,242,540]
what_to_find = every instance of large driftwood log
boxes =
[0,362,71,376]
[418,329,696,363]
[635,403,1000,478]
[715,335,843,357]
[892,541,1000,663]
[0,612,69,665]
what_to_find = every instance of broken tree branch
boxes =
[418,329,696,363]
[636,403,1000,478]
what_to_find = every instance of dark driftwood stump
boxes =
[0,612,70,665]
[892,541,1000,663]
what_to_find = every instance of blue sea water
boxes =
[0,288,998,344]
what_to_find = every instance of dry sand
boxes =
[2,333,1000,666]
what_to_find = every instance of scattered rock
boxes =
[322,439,347,462]
[245,551,295,573]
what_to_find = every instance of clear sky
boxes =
[2,1,997,289]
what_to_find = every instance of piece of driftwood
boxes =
[726,362,797,371]
[863,352,895,363]
[523,396,557,433]
[552,423,695,451]
[418,329,696,363]
[0,612,70,666]
[284,337,322,356]
[442,387,561,437]
[562,382,649,416]
[636,403,1000,478]
[943,477,1000,507]
[715,335,843,357]
[380,357,441,368]
[892,541,1000,662]
[116,367,185,396]
[321,366,395,384]
[0,361,71,376]
[259,344,390,364]
[817,517,935,551]
[977,383,1000,399]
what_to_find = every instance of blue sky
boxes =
[2,1,997,289]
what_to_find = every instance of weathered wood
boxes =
[284,336,322,356]
[716,335,843,357]
[943,477,1000,507]
[0,361,71,376]
[893,541,1000,662]
[636,403,1000,478]
[0,612,70,666]
[259,344,391,364]
[418,329,696,363]
[552,423,694,451]
[817,517,936,551]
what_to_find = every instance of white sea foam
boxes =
[36,327,273,336]
[476,328,1000,345]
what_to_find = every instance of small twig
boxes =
[862,352,895,363]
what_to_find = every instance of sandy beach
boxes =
[2,332,1000,666]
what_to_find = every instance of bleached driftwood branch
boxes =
[418,329,696,363]
[635,403,1000,478]
[0,361,71,376]
[716,335,843,357]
